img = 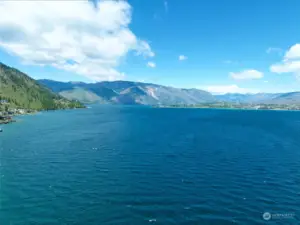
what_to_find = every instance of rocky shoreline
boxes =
[0,106,86,126]
[0,117,16,124]
[0,108,37,125]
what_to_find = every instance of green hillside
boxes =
[0,62,84,110]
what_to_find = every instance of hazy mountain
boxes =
[215,92,300,104]
[38,79,300,105]
[269,92,300,104]
[0,63,84,110]
[215,93,281,103]
[39,79,216,105]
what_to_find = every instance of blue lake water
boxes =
[0,105,300,224]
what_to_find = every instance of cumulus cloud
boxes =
[147,62,156,68]
[0,0,154,81]
[200,84,259,95]
[284,44,300,60]
[270,43,300,79]
[179,55,187,61]
[230,69,263,80]
[271,60,300,73]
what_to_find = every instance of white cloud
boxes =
[284,44,300,60]
[0,0,154,81]
[135,41,155,57]
[270,60,300,73]
[270,44,300,79]
[222,60,239,65]
[179,55,187,61]
[147,62,156,68]
[266,47,282,54]
[200,84,259,95]
[230,69,263,80]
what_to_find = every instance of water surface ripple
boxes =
[0,106,300,224]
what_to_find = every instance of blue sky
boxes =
[0,0,300,94]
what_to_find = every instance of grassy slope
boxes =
[59,88,104,103]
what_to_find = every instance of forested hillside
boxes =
[0,62,84,110]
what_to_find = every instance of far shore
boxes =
[153,103,300,112]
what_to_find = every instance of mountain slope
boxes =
[269,92,300,104]
[59,88,104,104]
[39,79,300,106]
[39,79,216,105]
[111,86,158,105]
[215,92,300,104]
[0,63,84,110]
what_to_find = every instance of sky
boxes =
[0,0,300,94]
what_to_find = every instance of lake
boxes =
[0,105,299,224]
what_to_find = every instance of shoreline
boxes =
[153,106,300,112]
[0,106,86,126]
[0,118,16,125]
[0,111,36,125]
[1,104,299,126]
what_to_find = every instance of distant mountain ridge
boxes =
[214,93,281,103]
[2,61,299,109]
[39,79,216,105]
[39,79,300,105]
[214,93,300,104]
[270,92,300,104]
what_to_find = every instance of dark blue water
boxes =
[1,106,300,224]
